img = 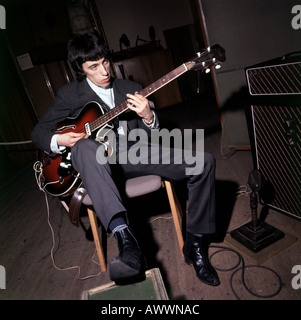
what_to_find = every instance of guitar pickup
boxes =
[84,122,91,136]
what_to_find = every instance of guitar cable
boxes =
[147,185,282,299]
[33,161,59,192]
[33,161,103,280]
[207,184,282,299]
[32,162,283,295]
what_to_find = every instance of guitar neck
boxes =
[140,63,187,98]
[89,63,188,132]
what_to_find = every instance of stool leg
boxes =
[164,180,184,257]
[87,208,107,272]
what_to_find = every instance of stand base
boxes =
[230,220,285,253]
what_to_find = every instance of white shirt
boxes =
[86,77,115,109]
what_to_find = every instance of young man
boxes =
[31,32,220,286]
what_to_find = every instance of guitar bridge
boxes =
[84,122,91,135]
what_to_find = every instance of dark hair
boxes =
[67,31,111,81]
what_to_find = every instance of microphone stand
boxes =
[230,169,284,253]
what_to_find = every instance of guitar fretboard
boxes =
[88,63,188,132]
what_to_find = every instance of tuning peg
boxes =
[205,68,210,73]
[207,46,211,52]
[215,64,221,70]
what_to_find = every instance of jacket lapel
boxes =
[77,79,110,111]
[112,79,126,107]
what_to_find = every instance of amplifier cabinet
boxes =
[246,55,301,220]
[248,103,301,220]
[246,61,301,96]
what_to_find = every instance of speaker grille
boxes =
[252,105,301,219]
[246,62,301,95]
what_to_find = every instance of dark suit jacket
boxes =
[31,78,156,154]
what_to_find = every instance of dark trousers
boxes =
[71,138,216,235]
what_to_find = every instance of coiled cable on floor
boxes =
[33,161,102,280]
[209,245,282,299]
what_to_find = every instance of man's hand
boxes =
[126,92,154,124]
[57,132,88,148]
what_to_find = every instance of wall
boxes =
[0,0,72,179]
[95,0,194,52]
[198,0,301,155]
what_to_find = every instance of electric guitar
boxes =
[38,44,226,197]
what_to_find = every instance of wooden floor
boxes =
[0,96,300,301]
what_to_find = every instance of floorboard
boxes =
[0,96,300,301]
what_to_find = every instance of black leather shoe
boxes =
[183,232,220,286]
[109,227,144,283]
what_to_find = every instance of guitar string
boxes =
[86,50,215,132]
[32,48,220,280]
[89,64,187,131]
[74,64,188,135]
[71,49,213,135]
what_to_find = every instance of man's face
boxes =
[82,57,111,87]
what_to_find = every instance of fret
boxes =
[141,64,187,98]
[81,45,225,134]
[42,45,224,196]
[88,65,187,133]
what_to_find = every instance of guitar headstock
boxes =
[186,44,226,72]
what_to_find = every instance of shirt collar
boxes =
[86,77,115,109]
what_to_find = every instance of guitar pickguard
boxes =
[38,101,111,197]
[57,150,73,178]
